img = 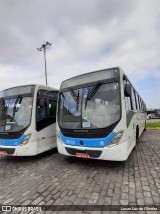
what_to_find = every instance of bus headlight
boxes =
[21,133,31,145]
[107,130,124,148]
[57,133,64,144]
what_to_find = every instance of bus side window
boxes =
[47,99,57,125]
[36,96,48,131]
[125,97,132,112]
[135,93,139,110]
[48,99,57,117]
[124,78,132,112]
[131,89,137,111]
[36,91,57,131]
[37,98,47,121]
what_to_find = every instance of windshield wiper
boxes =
[84,81,101,109]
[70,89,79,111]
[13,95,22,118]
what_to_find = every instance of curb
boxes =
[146,127,160,130]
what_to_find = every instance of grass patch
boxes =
[147,122,160,127]
[146,122,160,128]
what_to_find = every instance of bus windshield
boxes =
[0,85,35,133]
[59,82,120,129]
[0,96,33,132]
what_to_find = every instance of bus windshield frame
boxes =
[58,78,121,130]
[0,85,35,133]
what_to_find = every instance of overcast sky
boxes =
[0,0,160,108]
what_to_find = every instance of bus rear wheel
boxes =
[144,120,147,131]
[136,126,139,143]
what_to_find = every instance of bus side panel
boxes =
[15,125,39,156]
[38,123,56,154]
[120,70,136,154]
[127,113,137,148]
[16,141,38,156]
[139,112,147,136]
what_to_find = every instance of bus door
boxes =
[36,90,57,153]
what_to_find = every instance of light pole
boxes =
[37,41,51,86]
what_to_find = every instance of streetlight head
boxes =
[46,41,51,46]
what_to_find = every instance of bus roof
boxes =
[0,84,58,98]
[60,67,121,89]
[60,67,146,107]
[0,84,58,93]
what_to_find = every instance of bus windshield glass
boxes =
[0,86,34,132]
[59,82,120,129]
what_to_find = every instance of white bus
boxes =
[0,84,58,156]
[57,67,146,161]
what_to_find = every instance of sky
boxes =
[0,0,160,109]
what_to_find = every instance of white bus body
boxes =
[57,67,146,161]
[0,84,58,156]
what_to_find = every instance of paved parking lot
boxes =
[147,119,160,123]
[0,130,160,214]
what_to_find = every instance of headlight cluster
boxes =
[107,130,124,148]
[57,133,64,144]
[21,133,31,145]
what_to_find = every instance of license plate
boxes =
[0,151,7,157]
[76,153,89,158]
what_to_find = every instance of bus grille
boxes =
[0,148,15,155]
[65,147,102,158]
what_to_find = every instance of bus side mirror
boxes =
[124,84,131,97]
[38,98,46,108]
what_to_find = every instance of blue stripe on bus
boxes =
[59,131,115,148]
[0,135,25,146]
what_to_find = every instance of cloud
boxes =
[0,0,160,108]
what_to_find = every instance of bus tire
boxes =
[144,121,147,131]
[136,126,139,143]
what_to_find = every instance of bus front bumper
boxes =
[58,141,130,161]
[0,142,38,156]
